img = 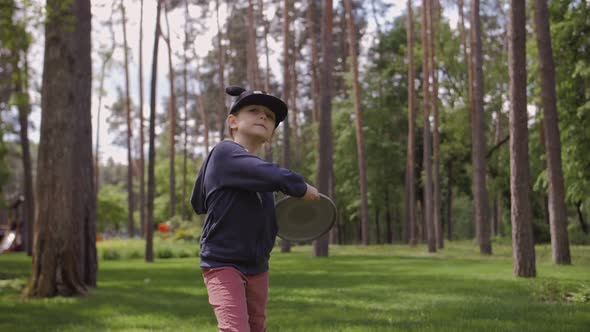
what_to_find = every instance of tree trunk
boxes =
[493,109,503,237]
[313,0,334,257]
[431,0,443,249]
[534,0,571,265]
[27,0,96,296]
[260,0,273,161]
[374,206,381,244]
[290,38,300,154]
[307,0,320,123]
[138,0,146,236]
[508,0,536,277]
[146,0,162,263]
[12,43,35,256]
[385,187,393,243]
[470,0,491,255]
[216,0,226,141]
[95,19,115,200]
[344,0,370,246]
[446,161,453,240]
[192,56,210,153]
[163,3,176,218]
[247,0,261,88]
[121,1,135,237]
[422,0,435,253]
[576,201,588,234]
[406,0,417,246]
[182,0,190,221]
[281,0,292,254]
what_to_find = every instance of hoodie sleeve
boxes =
[210,142,308,198]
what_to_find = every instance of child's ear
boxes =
[228,114,238,130]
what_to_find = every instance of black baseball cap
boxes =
[226,86,288,128]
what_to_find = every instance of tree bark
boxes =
[121,1,135,237]
[138,0,146,236]
[307,0,320,123]
[576,201,588,234]
[422,0,435,253]
[446,160,453,240]
[406,0,417,246]
[12,38,35,256]
[431,0,443,249]
[146,0,162,263]
[281,0,292,254]
[163,2,176,218]
[247,0,261,88]
[470,0,491,255]
[313,0,334,257]
[344,0,370,245]
[182,0,190,220]
[27,0,96,296]
[216,0,226,141]
[259,0,273,161]
[509,0,536,277]
[534,0,571,264]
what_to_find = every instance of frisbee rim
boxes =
[275,193,336,242]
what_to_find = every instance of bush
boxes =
[102,249,121,261]
[174,228,200,242]
[178,250,191,258]
[568,223,590,245]
[157,247,175,259]
[127,250,143,259]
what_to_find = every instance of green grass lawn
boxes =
[1,241,589,331]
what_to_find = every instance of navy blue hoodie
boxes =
[191,140,307,275]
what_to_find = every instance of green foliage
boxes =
[97,184,128,232]
[101,248,121,261]
[550,1,590,204]
[156,247,175,259]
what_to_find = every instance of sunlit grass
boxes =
[1,241,589,331]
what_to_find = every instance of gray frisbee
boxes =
[275,193,337,242]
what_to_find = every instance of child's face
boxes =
[229,104,276,143]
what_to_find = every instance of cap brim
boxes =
[231,94,287,128]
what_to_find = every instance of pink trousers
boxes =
[202,266,269,332]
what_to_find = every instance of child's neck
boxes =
[233,134,263,154]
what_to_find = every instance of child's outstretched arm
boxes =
[209,143,308,197]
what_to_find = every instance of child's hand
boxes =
[302,183,321,201]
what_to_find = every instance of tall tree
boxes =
[26,0,96,296]
[120,0,135,237]
[422,0,435,253]
[508,0,536,277]
[247,0,261,88]
[307,0,320,123]
[146,0,162,262]
[163,1,176,218]
[431,0,443,249]
[470,0,491,254]
[6,0,35,256]
[281,0,292,253]
[406,0,417,245]
[533,0,571,265]
[313,0,334,257]
[95,10,116,197]
[259,0,273,161]
[344,0,369,245]
[182,0,190,220]
[215,0,226,141]
[138,0,146,236]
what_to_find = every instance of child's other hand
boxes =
[302,183,321,201]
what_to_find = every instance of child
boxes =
[191,86,320,332]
